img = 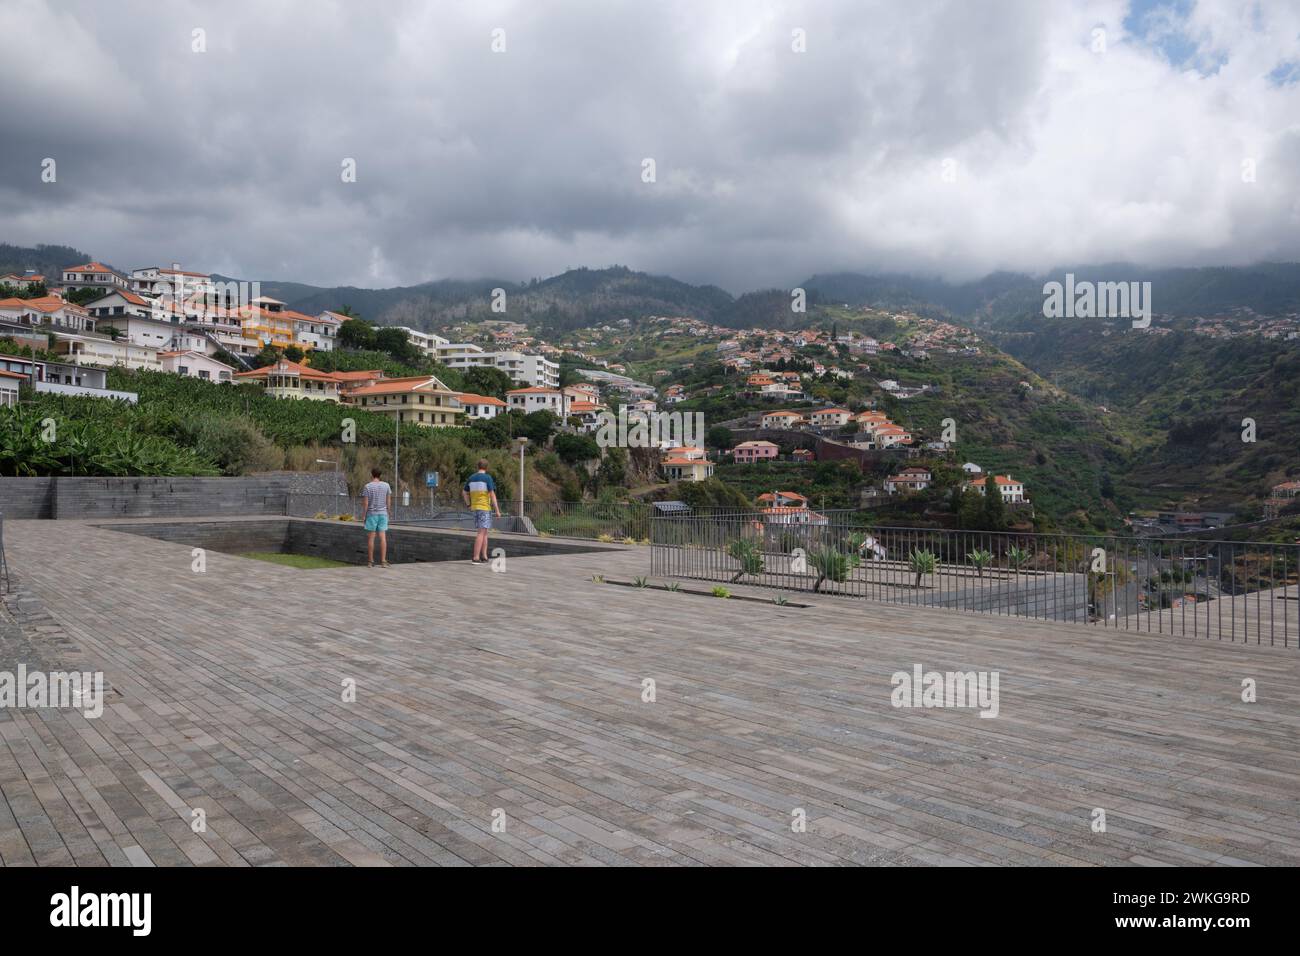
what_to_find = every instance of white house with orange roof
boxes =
[809,407,851,428]
[757,491,808,509]
[235,358,378,401]
[1265,479,1300,518]
[566,398,607,431]
[660,453,714,482]
[0,294,97,333]
[347,375,465,427]
[884,467,932,495]
[1,272,45,292]
[85,289,153,321]
[863,422,913,449]
[963,474,1027,503]
[455,392,507,420]
[761,410,803,429]
[61,262,129,293]
[760,505,829,526]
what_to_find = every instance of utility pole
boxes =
[393,415,400,493]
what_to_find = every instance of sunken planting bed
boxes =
[97,518,614,566]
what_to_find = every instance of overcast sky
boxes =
[2,0,1298,293]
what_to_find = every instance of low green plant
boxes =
[967,548,994,579]
[808,546,856,592]
[597,533,615,543]
[711,585,731,599]
[634,576,649,588]
[592,574,604,584]
[728,538,765,582]
[666,581,681,592]
[1007,545,1031,573]
[772,594,789,606]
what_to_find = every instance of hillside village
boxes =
[4,256,1298,533]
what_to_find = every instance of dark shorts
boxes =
[474,510,493,530]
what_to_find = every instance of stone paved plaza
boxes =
[2,517,1299,866]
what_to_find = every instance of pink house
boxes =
[732,440,779,463]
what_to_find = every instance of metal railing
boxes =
[284,493,655,540]
[649,512,1300,646]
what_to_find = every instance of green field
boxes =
[238,551,352,569]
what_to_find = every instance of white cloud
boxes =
[0,0,1297,291]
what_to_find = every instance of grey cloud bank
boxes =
[1,0,1298,293]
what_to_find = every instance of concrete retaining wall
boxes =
[97,517,610,566]
[0,478,56,519]
[0,474,341,520]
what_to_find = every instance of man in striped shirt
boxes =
[361,466,392,568]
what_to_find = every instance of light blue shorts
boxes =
[364,514,389,532]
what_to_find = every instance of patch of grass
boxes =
[238,551,352,570]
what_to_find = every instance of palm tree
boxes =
[909,548,937,589]
[967,549,993,579]
[1007,545,1031,577]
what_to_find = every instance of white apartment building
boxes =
[396,327,449,356]
[130,264,212,301]
[506,386,567,416]
[295,312,341,351]
[444,347,559,389]
[52,332,163,372]
[159,350,235,383]
[90,314,184,351]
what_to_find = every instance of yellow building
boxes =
[346,375,466,427]
[240,297,300,350]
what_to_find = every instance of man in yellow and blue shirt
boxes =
[462,459,501,564]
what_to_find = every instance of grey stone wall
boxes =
[0,478,56,519]
[52,476,296,519]
[0,474,334,520]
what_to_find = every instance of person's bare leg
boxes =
[475,528,488,561]
[379,532,387,565]
[367,531,375,565]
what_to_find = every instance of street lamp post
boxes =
[315,458,341,513]
[515,436,529,519]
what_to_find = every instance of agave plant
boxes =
[809,546,855,593]
[908,548,938,589]
[728,538,765,582]
[634,576,649,589]
[967,548,993,579]
[711,585,731,599]
[666,581,681,592]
